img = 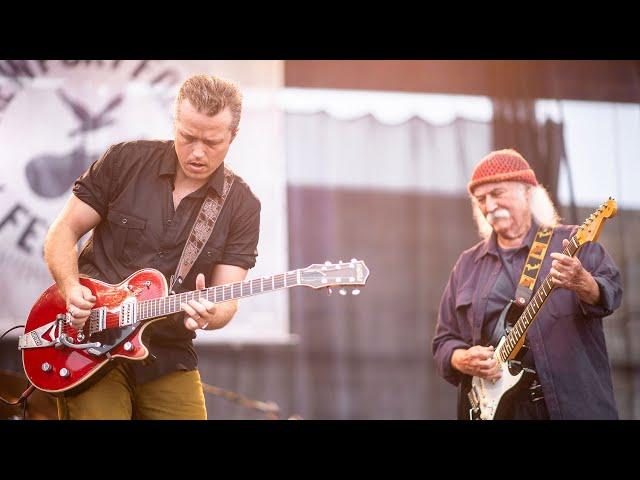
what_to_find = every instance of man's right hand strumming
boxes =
[451,345,502,381]
[64,283,97,330]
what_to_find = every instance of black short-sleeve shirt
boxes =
[72,140,261,383]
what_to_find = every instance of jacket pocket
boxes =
[455,288,474,328]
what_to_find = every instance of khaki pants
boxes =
[56,362,207,420]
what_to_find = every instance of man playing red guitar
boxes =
[43,75,261,419]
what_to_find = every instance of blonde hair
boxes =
[174,74,243,139]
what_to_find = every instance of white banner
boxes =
[0,60,291,344]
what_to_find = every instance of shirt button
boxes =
[167,219,172,225]
[121,218,128,224]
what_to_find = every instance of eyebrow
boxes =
[474,188,505,200]
[178,130,221,144]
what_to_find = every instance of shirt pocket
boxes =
[107,209,147,267]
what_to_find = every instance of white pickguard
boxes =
[470,337,524,420]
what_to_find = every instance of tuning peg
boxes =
[324,260,332,265]
[350,258,357,263]
[339,288,347,296]
[339,259,343,265]
[351,289,360,296]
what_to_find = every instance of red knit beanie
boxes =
[467,148,538,194]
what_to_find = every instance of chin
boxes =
[491,221,512,235]
[188,171,211,179]
[182,166,212,180]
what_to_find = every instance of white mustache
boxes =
[487,209,510,224]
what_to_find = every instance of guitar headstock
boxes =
[574,197,617,246]
[299,259,370,295]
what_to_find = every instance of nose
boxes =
[192,144,205,159]
[485,194,497,212]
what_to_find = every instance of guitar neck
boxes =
[137,270,301,321]
[497,235,582,363]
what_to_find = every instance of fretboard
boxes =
[497,235,581,363]
[137,271,300,321]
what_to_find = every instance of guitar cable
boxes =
[0,325,36,415]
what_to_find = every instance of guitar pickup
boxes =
[89,307,108,334]
[119,298,137,327]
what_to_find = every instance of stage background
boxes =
[1,60,638,419]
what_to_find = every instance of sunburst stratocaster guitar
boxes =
[463,198,617,420]
[19,260,370,394]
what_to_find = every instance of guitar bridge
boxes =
[469,386,480,407]
[467,385,482,420]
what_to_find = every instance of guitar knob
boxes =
[350,258,357,263]
[351,289,360,296]
[59,368,70,378]
[123,342,133,352]
[41,362,52,372]
[324,260,332,265]
[339,288,347,296]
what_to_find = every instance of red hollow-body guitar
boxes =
[20,260,369,394]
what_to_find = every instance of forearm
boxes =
[575,269,601,305]
[574,241,622,316]
[206,299,238,330]
[43,221,81,297]
[451,348,466,372]
[432,332,470,386]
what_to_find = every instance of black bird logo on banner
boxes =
[58,89,123,137]
[25,89,124,198]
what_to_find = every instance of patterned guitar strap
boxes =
[459,226,555,418]
[169,166,235,295]
[514,226,554,308]
[489,225,554,343]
